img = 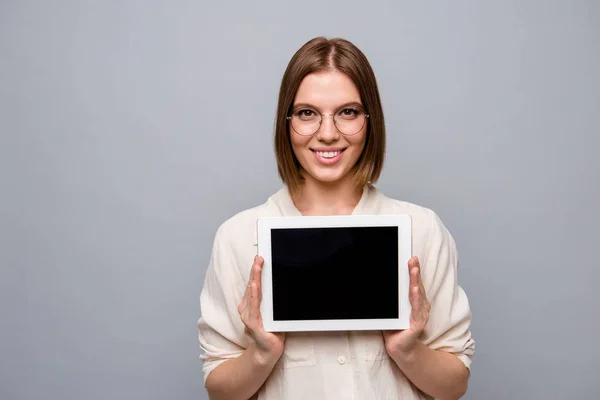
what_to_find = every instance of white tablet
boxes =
[256,214,412,332]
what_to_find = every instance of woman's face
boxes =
[289,70,367,186]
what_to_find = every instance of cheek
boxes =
[290,134,311,155]
[348,133,367,154]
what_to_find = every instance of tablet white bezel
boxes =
[257,214,412,332]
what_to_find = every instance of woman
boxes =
[197,37,475,400]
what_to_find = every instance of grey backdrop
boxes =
[1,1,598,399]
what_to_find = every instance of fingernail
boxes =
[254,255,258,262]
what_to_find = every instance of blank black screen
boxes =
[271,226,398,321]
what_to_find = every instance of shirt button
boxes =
[337,355,346,365]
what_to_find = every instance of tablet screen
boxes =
[270,226,399,321]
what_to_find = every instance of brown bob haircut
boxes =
[274,37,386,195]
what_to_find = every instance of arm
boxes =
[199,235,284,400]
[389,341,469,400]
[384,210,475,399]
[205,343,281,400]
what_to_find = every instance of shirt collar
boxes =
[268,184,377,216]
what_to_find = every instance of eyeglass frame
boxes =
[286,105,370,136]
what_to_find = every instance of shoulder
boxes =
[205,199,272,283]
[369,186,456,255]
[212,187,288,251]
[371,187,462,295]
[370,186,441,231]
[214,201,268,247]
[208,188,293,280]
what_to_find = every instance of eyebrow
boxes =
[292,101,365,111]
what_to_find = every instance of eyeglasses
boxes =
[287,105,369,136]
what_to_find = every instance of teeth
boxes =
[316,151,341,158]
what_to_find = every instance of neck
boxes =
[291,171,364,216]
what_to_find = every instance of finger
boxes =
[239,299,249,327]
[414,256,422,279]
[240,283,251,314]
[252,256,262,285]
[412,276,428,321]
[242,257,261,317]
[255,255,264,267]
[254,256,264,301]
[244,259,258,296]
[239,278,252,315]
[418,286,428,319]
[411,257,427,295]
[243,257,259,300]
[411,284,422,317]
[409,257,420,290]
[239,259,257,317]
[416,286,430,323]
[413,257,429,309]
[413,256,423,282]
[240,284,254,328]
[249,282,262,328]
[409,257,418,296]
[419,280,427,304]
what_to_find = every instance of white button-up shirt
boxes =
[198,185,475,399]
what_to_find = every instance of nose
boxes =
[316,114,340,143]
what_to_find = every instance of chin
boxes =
[304,168,351,185]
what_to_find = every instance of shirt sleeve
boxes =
[419,210,475,370]
[197,224,250,384]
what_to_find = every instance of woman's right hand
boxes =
[238,255,285,364]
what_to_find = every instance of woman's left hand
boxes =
[382,256,431,360]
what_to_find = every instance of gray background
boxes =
[1,1,598,399]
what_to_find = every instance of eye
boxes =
[294,109,318,121]
[337,108,360,119]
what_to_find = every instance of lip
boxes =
[311,147,346,152]
[311,148,346,166]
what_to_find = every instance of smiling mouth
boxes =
[311,149,346,159]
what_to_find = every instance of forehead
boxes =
[294,70,361,108]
